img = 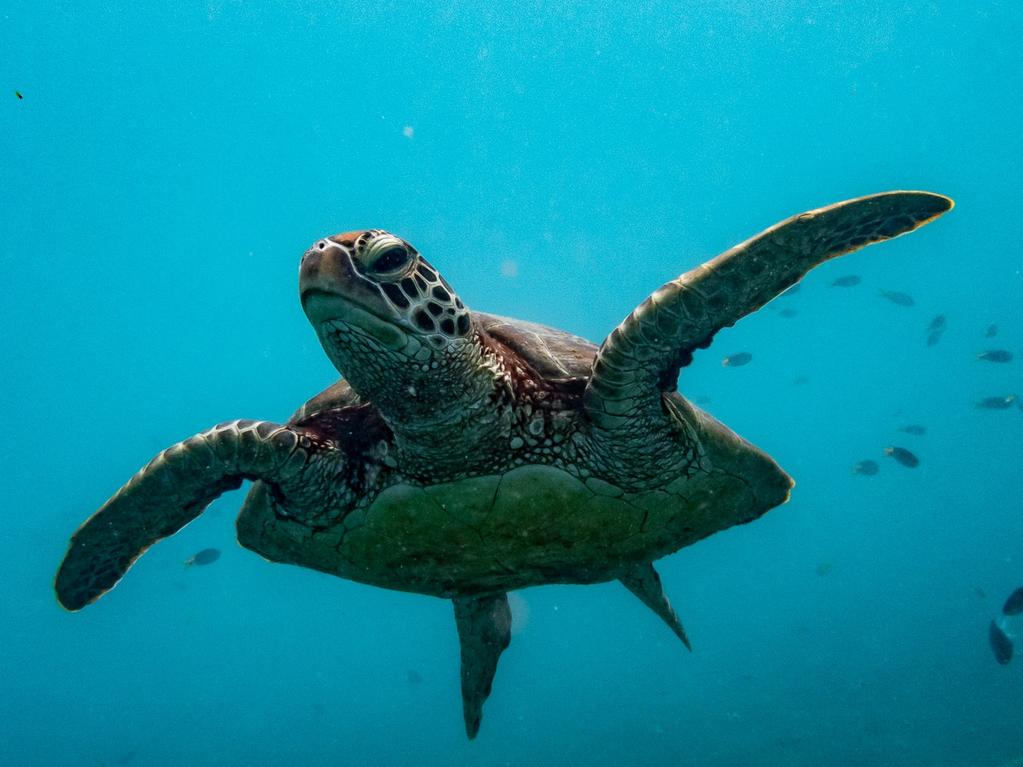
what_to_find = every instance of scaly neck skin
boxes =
[318,322,515,480]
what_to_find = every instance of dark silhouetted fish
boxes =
[184,548,221,566]
[779,308,798,318]
[898,424,927,435]
[989,619,1013,665]
[791,375,810,386]
[16,90,23,100]
[928,315,946,331]
[815,562,833,577]
[976,395,1018,410]
[884,446,919,467]
[1004,587,1023,616]
[722,352,752,367]
[986,324,999,338]
[978,350,1013,363]
[926,329,944,347]
[831,275,861,287]
[852,460,879,476]
[407,668,423,685]
[879,289,915,307]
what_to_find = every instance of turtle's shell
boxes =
[473,312,597,381]
[237,311,783,597]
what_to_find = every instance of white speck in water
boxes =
[500,259,519,278]
[407,385,417,397]
[402,126,414,138]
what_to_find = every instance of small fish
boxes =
[1004,587,1023,616]
[722,352,752,367]
[978,350,1013,363]
[989,619,1013,665]
[15,90,23,100]
[973,586,987,600]
[927,314,946,331]
[879,289,915,307]
[791,375,810,386]
[778,308,798,318]
[406,668,423,685]
[184,548,221,566]
[976,395,1018,410]
[898,424,927,435]
[884,446,919,468]
[831,275,861,287]
[852,459,879,476]
[986,323,999,338]
[815,562,833,577]
[926,329,944,347]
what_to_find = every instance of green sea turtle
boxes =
[55,191,952,737]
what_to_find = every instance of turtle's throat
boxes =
[318,321,511,477]
[387,342,513,479]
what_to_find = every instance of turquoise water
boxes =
[3,3,1022,765]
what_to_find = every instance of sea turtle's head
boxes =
[300,230,480,418]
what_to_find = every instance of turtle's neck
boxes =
[321,322,516,480]
[386,336,516,481]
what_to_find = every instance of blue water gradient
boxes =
[2,3,1021,765]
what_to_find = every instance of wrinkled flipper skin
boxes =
[55,420,312,610]
[453,592,512,739]
[584,191,953,432]
[619,562,691,650]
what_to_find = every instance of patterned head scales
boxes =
[302,230,471,349]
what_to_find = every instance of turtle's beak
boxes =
[299,237,374,325]
[300,237,410,351]
[299,240,343,312]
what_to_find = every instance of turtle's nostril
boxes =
[302,248,322,275]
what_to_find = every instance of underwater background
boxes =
[3,2,1022,765]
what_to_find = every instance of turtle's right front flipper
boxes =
[55,420,325,611]
[583,192,953,437]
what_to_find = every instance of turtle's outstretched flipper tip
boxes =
[54,567,100,612]
[896,190,953,224]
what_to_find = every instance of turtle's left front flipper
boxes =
[453,592,512,739]
[584,191,953,435]
[55,420,323,611]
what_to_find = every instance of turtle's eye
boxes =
[366,244,412,276]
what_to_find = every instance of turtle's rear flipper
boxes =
[584,191,953,435]
[620,562,691,650]
[55,420,316,611]
[453,592,512,739]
